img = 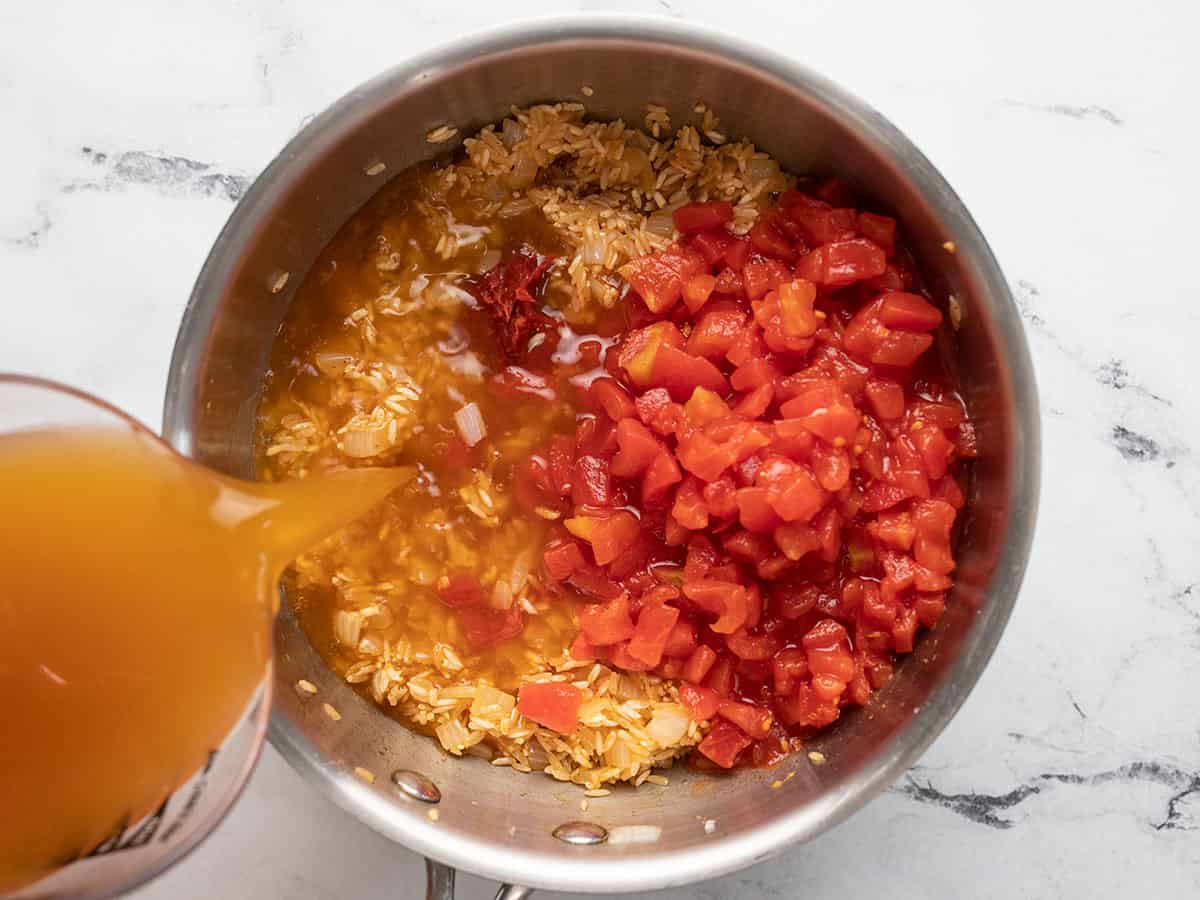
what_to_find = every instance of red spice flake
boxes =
[471,246,557,361]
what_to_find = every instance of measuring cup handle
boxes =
[425,858,534,900]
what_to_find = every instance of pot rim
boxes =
[164,13,1039,893]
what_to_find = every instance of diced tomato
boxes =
[743,259,791,300]
[635,388,686,436]
[748,219,795,260]
[724,237,751,271]
[698,719,754,768]
[893,607,919,653]
[618,321,685,387]
[915,593,946,628]
[724,324,766,367]
[802,618,849,652]
[684,580,751,634]
[687,309,745,361]
[458,605,524,649]
[873,331,934,367]
[568,565,624,601]
[674,201,735,234]
[857,212,896,255]
[663,620,698,658]
[682,273,717,313]
[811,442,850,491]
[583,511,640,566]
[713,268,744,297]
[866,510,915,550]
[787,204,857,246]
[642,451,683,505]
[911,424,955,480]
[863,480,913,512]
[543,540,588,581]
[627,601,680,667]
[733,383,773,419]
[672,475,710,530]
[649,345,730,401]
[913,499,957,574]
[570,455,612,508]
[589,377,637,421]
[682,644,718,683]
[684,387,733,427]
[736,486,783,533]
[725,628,782,662]
[679,682,722,721]
[625,245,706,313]
[518,681,583,733]
[691,229,735,266]
[723,529,774,564]
[796,239,886,286]
[611,417,662,477]
[704,654,736,696]
[760,461,825,523]
[878,292,942,331]
[608,641,656,672]
[771,647,809,695]
[778,683,840,728]
[437,569,487,609]
[776,279,818,339]
[717,698,774,738]
[577,592,636,645]
[677,431,736,481]
[569,631,598,662]
[864,378,905,420]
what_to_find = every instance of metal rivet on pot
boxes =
[552,821,608,845]
[390,770,441,803]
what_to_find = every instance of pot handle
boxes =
[425,859,534,900]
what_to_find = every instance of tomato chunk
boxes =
[578,592,636,645]
[674,201,735,234]
[518,682,583,733]
[698,719,753,768]
[628,601,681,667]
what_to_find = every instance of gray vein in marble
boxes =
[1094,358,1170,405]
[896,762,1200,831]
[65,147,250,202]
[2,206,51,248]
[1013,279,1186,473]
[1110,425,1164,462]
[1001,99,1124,126]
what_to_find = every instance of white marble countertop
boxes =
[3,1,1198,897]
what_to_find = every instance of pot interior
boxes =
[164,22,1036,893]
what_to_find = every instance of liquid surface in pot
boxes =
[255,101,974,790]
[0,425,405,892]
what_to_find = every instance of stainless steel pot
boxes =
[163,15,1039,898]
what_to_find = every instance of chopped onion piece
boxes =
[579,235,609,266]
[645,706,690,746]
[746,156,780,181]
[501,118,526,147]
[454,402,487,446]
[340,426,390,458]
[491,578,513,610]
[509,550,533,592]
